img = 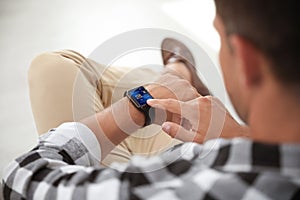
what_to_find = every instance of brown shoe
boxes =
[161,38,210,96]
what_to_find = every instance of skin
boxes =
[149,15,300,144]
[81,97,145,158]
[80,65,199,159]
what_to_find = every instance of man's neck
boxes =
[248,82,300,144]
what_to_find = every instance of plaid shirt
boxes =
[2,122,300,200]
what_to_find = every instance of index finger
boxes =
[147,99,183,115]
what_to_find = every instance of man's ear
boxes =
[229,35,263,88]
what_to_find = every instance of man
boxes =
[2,0,300,200]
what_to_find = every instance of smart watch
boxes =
[124,86,155,126]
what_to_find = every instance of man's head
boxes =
[213,0,300,123]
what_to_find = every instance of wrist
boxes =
[125,86,155,126]
[125,97,146,127]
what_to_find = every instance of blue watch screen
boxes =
[129,86,153,106]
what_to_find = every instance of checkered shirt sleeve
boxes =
[2,122,300,200]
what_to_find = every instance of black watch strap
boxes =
[124,87,155,127]
[140,104,155,126]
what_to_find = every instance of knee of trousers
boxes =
[28,51,80,87]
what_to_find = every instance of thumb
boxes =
[162,122,199,143]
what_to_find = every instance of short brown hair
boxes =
[214,0,300,85]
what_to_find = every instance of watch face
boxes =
[128,86,153,107]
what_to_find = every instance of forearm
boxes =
[80,77,200,158]
[80,97,145,159]
[2,123,133,199]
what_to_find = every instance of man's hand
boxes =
[146,73,200,101]
[145,73,201,125]
[147,96,249,143]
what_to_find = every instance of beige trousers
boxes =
[28,50,181,166]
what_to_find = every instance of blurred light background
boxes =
[0,0,237,185]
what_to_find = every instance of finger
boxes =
[147,99,183,115]
[162,122,203,143]
[171,113,182,125]
[181,118,192,130]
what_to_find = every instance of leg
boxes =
[28,50,105,134]
[28,50,162,133]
